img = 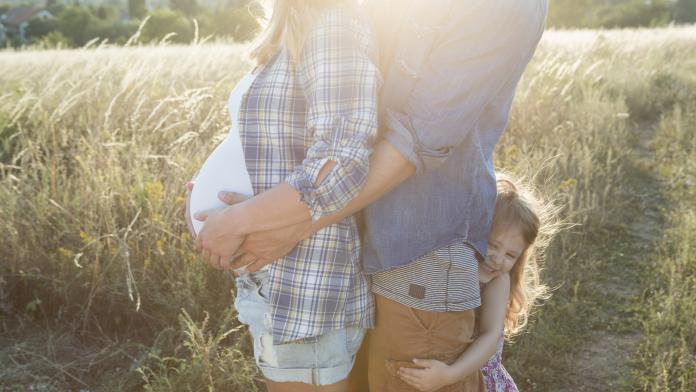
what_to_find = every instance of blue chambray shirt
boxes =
[238,8,379,344]
[361,0,548,276]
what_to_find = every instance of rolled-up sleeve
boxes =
[383,0,547,174]
[285,11,380,221]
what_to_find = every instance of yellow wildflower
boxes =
[559,178,578,190]
[57,247,74,258]
[79,230,91,244]
[146,181,164,203]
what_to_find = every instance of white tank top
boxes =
[189,72,257,236]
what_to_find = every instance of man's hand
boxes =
[233,220,311,272]
[213,191,311,272]
[397,358,458,392]
[194,204,246,270]
[185,182,310,271]
[186,180,246,269]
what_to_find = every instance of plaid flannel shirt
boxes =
[238,8,379,344]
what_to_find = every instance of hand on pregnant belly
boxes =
[194,205,245,269]
[187,120,254,268]
[185,180,247,269]
[186,181,309,271]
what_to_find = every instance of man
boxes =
[192,0,548,390]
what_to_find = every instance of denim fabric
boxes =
[361,0,549,274]
[238,8,377,344]
[234,271,366,386]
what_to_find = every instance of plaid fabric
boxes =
[238,9,379,344]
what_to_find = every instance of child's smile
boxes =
[479,224,528,283]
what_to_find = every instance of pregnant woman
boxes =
[187,1,379,391]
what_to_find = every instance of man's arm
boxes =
[235,0,547,234]
[310,140,416,233]
[224,139,413,233]
[206,0,548,270]
[205,139,415,271]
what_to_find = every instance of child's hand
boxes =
[397,358,457,392]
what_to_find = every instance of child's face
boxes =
[479,223,528,283]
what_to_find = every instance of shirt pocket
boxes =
[384,0,453,109]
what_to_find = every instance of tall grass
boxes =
[0,44,259,390]
[637,100,696,391]
[1,26,695,390]
[503,26,696,390]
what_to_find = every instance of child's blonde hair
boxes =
[492,173,557,338]
[250,0,357,65]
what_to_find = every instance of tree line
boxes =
[2,0,696,48]
[548,0,696,29]
[0,0,259,48]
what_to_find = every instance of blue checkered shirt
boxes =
[237,9,378,344]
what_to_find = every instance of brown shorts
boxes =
[367,294,484,392]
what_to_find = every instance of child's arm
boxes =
[398,273,510,392]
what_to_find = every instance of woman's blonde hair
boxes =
[250,0,357,65]
[492,173,558,338]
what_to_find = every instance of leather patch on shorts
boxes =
[408,284,425,299]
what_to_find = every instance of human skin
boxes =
[186,125,415,392]
[398,224,528,391]
[190,139,416,271]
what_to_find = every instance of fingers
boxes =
[245,259,270,273]
[412,358,432,368]
[210,253,223,270]
[193,206,226,222]
[199,245,235,270]
[397,369,424,391]
[218,255,236,270]
[201,248,217,268]
[217,191,250,206]
[399,367,425,378]
[230,253,257,270]
[195,233,203,251]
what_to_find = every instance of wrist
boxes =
[302,220,321,240]
[443,365,461,385]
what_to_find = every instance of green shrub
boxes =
[141,9,194,44]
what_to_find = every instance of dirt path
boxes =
[560,123,667,391]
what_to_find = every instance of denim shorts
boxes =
[234,270,365,386]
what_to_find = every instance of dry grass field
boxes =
[1,26,695,391]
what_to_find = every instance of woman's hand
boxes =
[234,220,311,272]
[212,191,311,271]
[194,205,246,270]
[397,358,458,392]
[185,182,310,271]
[186,180,245,269]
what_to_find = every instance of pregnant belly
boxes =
[189,131,254,235]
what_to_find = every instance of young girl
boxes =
[398,174,554,392]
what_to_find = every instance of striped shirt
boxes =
[238,8,379,344]
[371,241,482,312]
